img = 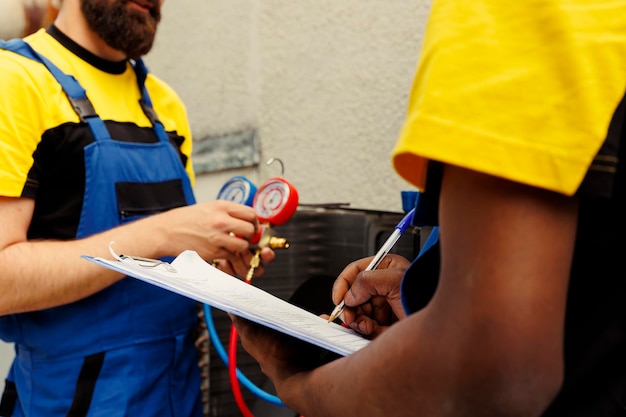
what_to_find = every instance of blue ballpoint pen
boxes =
[327,207,416,323]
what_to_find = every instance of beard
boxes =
[81,0,161,59]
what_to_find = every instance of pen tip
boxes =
[327,304,342,323]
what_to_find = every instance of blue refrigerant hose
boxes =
[203,303,287,407]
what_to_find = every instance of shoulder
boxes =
[0,43,55,109]
[1,29,64,91]
[144,72,190,133]
[145,73,187,116]
[144,69,184,103]
[1,38,48,80]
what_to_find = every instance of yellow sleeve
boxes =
[146,75,196,187]
[0,51,50,197]
[393,0,626,196]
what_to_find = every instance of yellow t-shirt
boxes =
[393,0,626,196]
[0,28,195,198]
[0,27,195,239]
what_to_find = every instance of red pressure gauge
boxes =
[252,177,299,226]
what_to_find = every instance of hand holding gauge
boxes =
[215,159,299,282]
[212,163,299,415]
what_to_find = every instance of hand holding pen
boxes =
[327,208,416,323]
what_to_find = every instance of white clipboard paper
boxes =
[82,248,370,357]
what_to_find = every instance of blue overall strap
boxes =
[0,39,112,142]
[132,58,171,144]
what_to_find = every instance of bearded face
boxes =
[81,0,161,59]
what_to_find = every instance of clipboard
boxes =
[82,246,370,357]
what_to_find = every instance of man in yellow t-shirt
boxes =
[233,1,626,416]
[0,0,274,415]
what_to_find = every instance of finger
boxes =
[223,205,264,241]
[376,253,412,270]
[231,315,280,361]
[212,258,237,276]
[208,202,258,240]
[216,200,258,223]
[224,220,258,242]
[345,268,403,306]
[214,233,252,257]
[348,316,387,339]
[332,256,375,304]
[259,247,276,265]
[370,297,395,325]
[220,251,253,279]
[330,277,350,306]
[231,316,258,356]
[340,306,357,326]
[251,262,266,279]
[230,315,254,341]
[350,300,394,329]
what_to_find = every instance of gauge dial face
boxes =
[216,176,257,206]
[253,178,298,225]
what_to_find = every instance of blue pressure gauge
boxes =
[216,176,257,207]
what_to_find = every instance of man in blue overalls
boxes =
[0,0,275,415]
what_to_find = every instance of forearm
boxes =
[0,213,171,315]
[274,315,447,417]
[276,312,558,417]
[278,168,575,417]
[0,198,264,315]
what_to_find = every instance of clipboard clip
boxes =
[108,242,177,273]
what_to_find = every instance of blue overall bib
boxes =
[0,40,202,417]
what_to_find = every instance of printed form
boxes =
[83,249,370,357]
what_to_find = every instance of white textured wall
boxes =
[147,0,431,211]
[0,0,26,40]
[0,344,12,384]
[148,0,259,137]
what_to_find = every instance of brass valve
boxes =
[266,236,289,249]
[246,223,290,282]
